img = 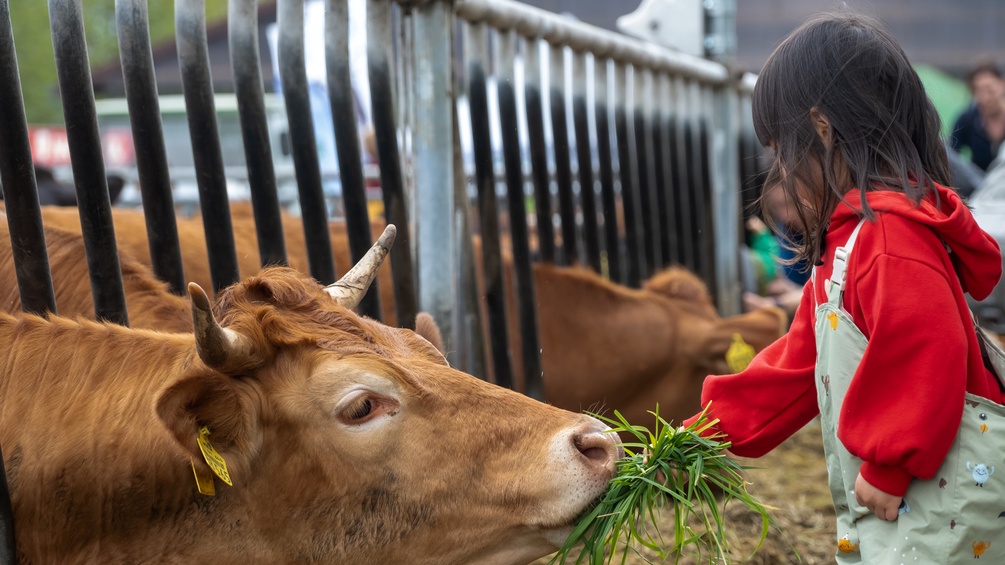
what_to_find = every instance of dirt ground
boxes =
[540,419,838,564]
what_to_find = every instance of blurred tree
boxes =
[9,0,229,124]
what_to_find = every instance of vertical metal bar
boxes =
[682,80,705,282]
[411,0,459,358]
[572,51,600,273]
[176,0,240,293]
[633,67,659,276]
[0,2,35,553]
[326,0,381,320]
[548,43,576,266]
[594,57,620,283]
[116,0,186,295]
[277,0,336,285]
[452,102,487,378]
[497,30,541,398]
[711,81,741,314]
[368,0,417,328]
[0,0,56,316]
[651,72,674,268]
[670,76,694,272]
[49,0,129,325]
[229,0,288,269]
[522,37,554,264]
[697,114,717,293]
[613,63,643,287]
[466,23,513,389]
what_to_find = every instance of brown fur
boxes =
[36,204,399,325]
[534,264,788,428]
[0,213,192,332]
[0,267,617,564]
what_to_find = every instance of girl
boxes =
[686,12,1004,564]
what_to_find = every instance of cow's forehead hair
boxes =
[210,268,442,388]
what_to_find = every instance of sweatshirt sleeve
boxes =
[684,284,820,458]
[840,254,967,496]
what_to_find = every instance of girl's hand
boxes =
[854,472,903,521]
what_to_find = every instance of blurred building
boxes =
[521,0,1005,79]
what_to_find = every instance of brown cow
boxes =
[534,263,788,428]
[0,212,192,331]
[35,203,399,324]
[0,230,620,564]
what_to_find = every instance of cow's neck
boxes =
[0,315,261,561]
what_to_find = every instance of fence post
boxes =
[116,0,187,296]
[711,79,741,315]
[229,0,289,270]
[0,0,56,318]
[411,0,461,359]
[176,0,241,294]
[49,0,129,326]
[368,0,417,329]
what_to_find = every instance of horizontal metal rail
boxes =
[452,0,729,84]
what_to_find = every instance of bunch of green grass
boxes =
[551,405,774,565]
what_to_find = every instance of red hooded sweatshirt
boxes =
[687,184,1003,497]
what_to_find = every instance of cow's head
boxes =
[156,227,619,565]
[536,264,787,428]
[643,267,787,375]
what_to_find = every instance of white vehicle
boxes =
[95,93,302,216]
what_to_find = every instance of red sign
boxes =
[28,126,71,168]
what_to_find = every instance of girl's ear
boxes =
[809,107,830,143]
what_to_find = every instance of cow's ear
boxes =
[415,312,446,355]
[155,374,261,484]
[699,307,788,370]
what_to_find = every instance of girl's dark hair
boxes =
[752,12,950,266]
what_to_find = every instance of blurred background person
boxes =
[950,61,1005,172]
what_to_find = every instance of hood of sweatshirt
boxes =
[834,184,1002,300]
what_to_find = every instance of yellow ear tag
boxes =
[196,426,233,487]
[190,460,216,496]
[725,333,756,373]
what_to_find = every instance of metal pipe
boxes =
[49,0,129,325]
[572,50,600,273]
[0,0,56,317]
[451,0,728,84]
[326,0,381,320]
[368,0,416,328]
[522,37,554,264]
[277,0,336,285]
[670,75,693,272]
[593,57,620,283]
[176,0,240,293]
[652,71,674,266]
[116,0,186,295]
[411,0,458,355]
[549,43,576,266]
[465,23,513,389]
[496,29,542,399]
[633,67,658,276]
[613,63,643,287]
[229,0,288,269]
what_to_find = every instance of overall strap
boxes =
[826,218,867,304]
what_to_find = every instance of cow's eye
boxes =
[345,397,374,421]
[336,391,399,425]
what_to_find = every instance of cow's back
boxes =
[0,212,191,332]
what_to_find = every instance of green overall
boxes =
[815,219,1005,564]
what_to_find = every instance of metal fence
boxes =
[0,0,752,553]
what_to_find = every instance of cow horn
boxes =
[325,224,396,309]
[188,283,259,372]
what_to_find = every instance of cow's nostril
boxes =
[579,445,610,464]
[573,431,618,470]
